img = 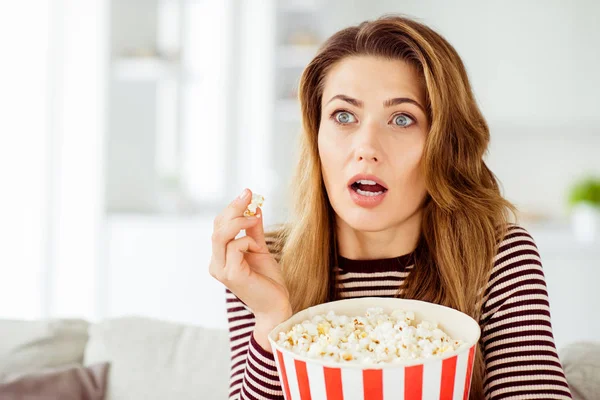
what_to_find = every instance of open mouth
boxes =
[349,180,388,197]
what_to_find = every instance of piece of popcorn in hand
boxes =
[243,193,265,217]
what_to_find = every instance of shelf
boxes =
[278,45,319,68]
[113,57,180,81]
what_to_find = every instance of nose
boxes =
[356,148,378,163]
[354,124,380,163]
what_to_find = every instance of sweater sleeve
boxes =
[226,288,284,399]
[479,225,572,399]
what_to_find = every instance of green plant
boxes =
[568,177,600,208]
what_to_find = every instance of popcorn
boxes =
[276,307,465,365]
[243,193,264,217]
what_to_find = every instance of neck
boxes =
[336,208,422,260]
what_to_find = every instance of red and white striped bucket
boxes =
[268,298,480,400]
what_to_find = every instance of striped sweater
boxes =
[226,225,572,399]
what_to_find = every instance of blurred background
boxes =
[0,0,598,350]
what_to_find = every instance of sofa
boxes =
[0,317,230,399]
[0,316,598,399]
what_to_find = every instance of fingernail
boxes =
[239,189,248,199]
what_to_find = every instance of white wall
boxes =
[527,225,600,349]
[106,215,227,328]
[49,0,109,320]
[487,124,600,216]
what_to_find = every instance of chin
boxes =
[340,210,393,233]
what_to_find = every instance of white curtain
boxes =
[0,2,51,319]
[0,0,108,321]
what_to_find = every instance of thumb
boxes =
[244,206,267,249]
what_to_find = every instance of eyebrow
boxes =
[326,94,425,113]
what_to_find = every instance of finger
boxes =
[213,214,222,230]
[220,188,253,228]
[211,215,261,266]
[224,235,261,280]
[244,207,267,249]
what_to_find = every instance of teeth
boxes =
[356,179,378,185]
[356,189,384,197]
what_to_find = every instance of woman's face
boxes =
[318,55,429,233]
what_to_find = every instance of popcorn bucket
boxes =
[268,297,480,400]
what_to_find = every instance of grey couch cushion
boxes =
[0,319,89,379]
[84,316,229,400]
[560,341,600,400]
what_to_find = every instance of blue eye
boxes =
[393,114,414,128]
[332,111,356,125]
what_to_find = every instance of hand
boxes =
[209,188,292,324]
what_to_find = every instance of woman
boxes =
[210,14,572,400]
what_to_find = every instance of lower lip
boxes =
[348,186,388,208]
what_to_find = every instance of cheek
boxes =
[393,141,426,190]
[318,134,348,203]
[317,133,332,187]
[318,130,339,174]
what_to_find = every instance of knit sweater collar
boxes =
[336,252,415,273]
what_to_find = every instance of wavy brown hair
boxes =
[267,14,516,398]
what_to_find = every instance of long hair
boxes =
[268,14,516,398]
